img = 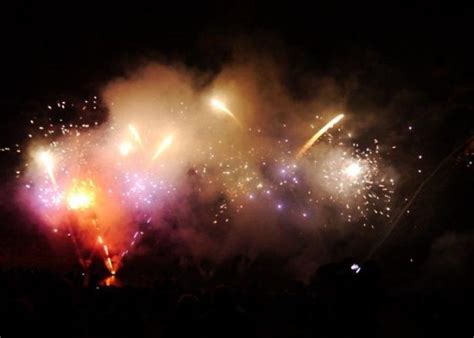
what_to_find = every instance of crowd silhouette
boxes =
[0,256,470,337]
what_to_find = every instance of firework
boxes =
[97,235,115,274]
[119,142,134,156]
[210,98,242,127]
[344,161,363,178]
[66,179,96,210]
[296,114,344,158]
[34,149,57,186]
[18,78,401,281]
[128,124,143,146]
[152,134,173,160]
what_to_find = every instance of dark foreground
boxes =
[1,258,471,338]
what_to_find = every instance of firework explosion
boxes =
[13,63,406,278]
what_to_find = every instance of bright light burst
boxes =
[344,162,363,178]
[316,147,394,224]
[210,98,242,127]
[34,149,56,185]
[66,179,96,210]
[119,142,134,156]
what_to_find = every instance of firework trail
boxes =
[210,98,243,127]
[128,124,143,147]
[65,179,117,274]
[34,150,57,186]
[98,234,115,274]
[152,134,173,160]
[296,114,344,158]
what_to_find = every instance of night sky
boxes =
[0,1,472,328]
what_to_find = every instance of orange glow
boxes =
[66,179,96,210]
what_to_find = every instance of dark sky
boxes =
[1,2,473,95]
[0,2,472,148]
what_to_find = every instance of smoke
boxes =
[20,43,403,281]
[416,231,474,290]
[92,51,389,280]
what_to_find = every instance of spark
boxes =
[344,162,363,178]
[66,179,96,210]
[152,134,173,160]
[98,236,115,275]
[128,124,143,146]
[210,98,242,127]
[296,114,344,158]
[34,150,56,185]
[107,257,115,274]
